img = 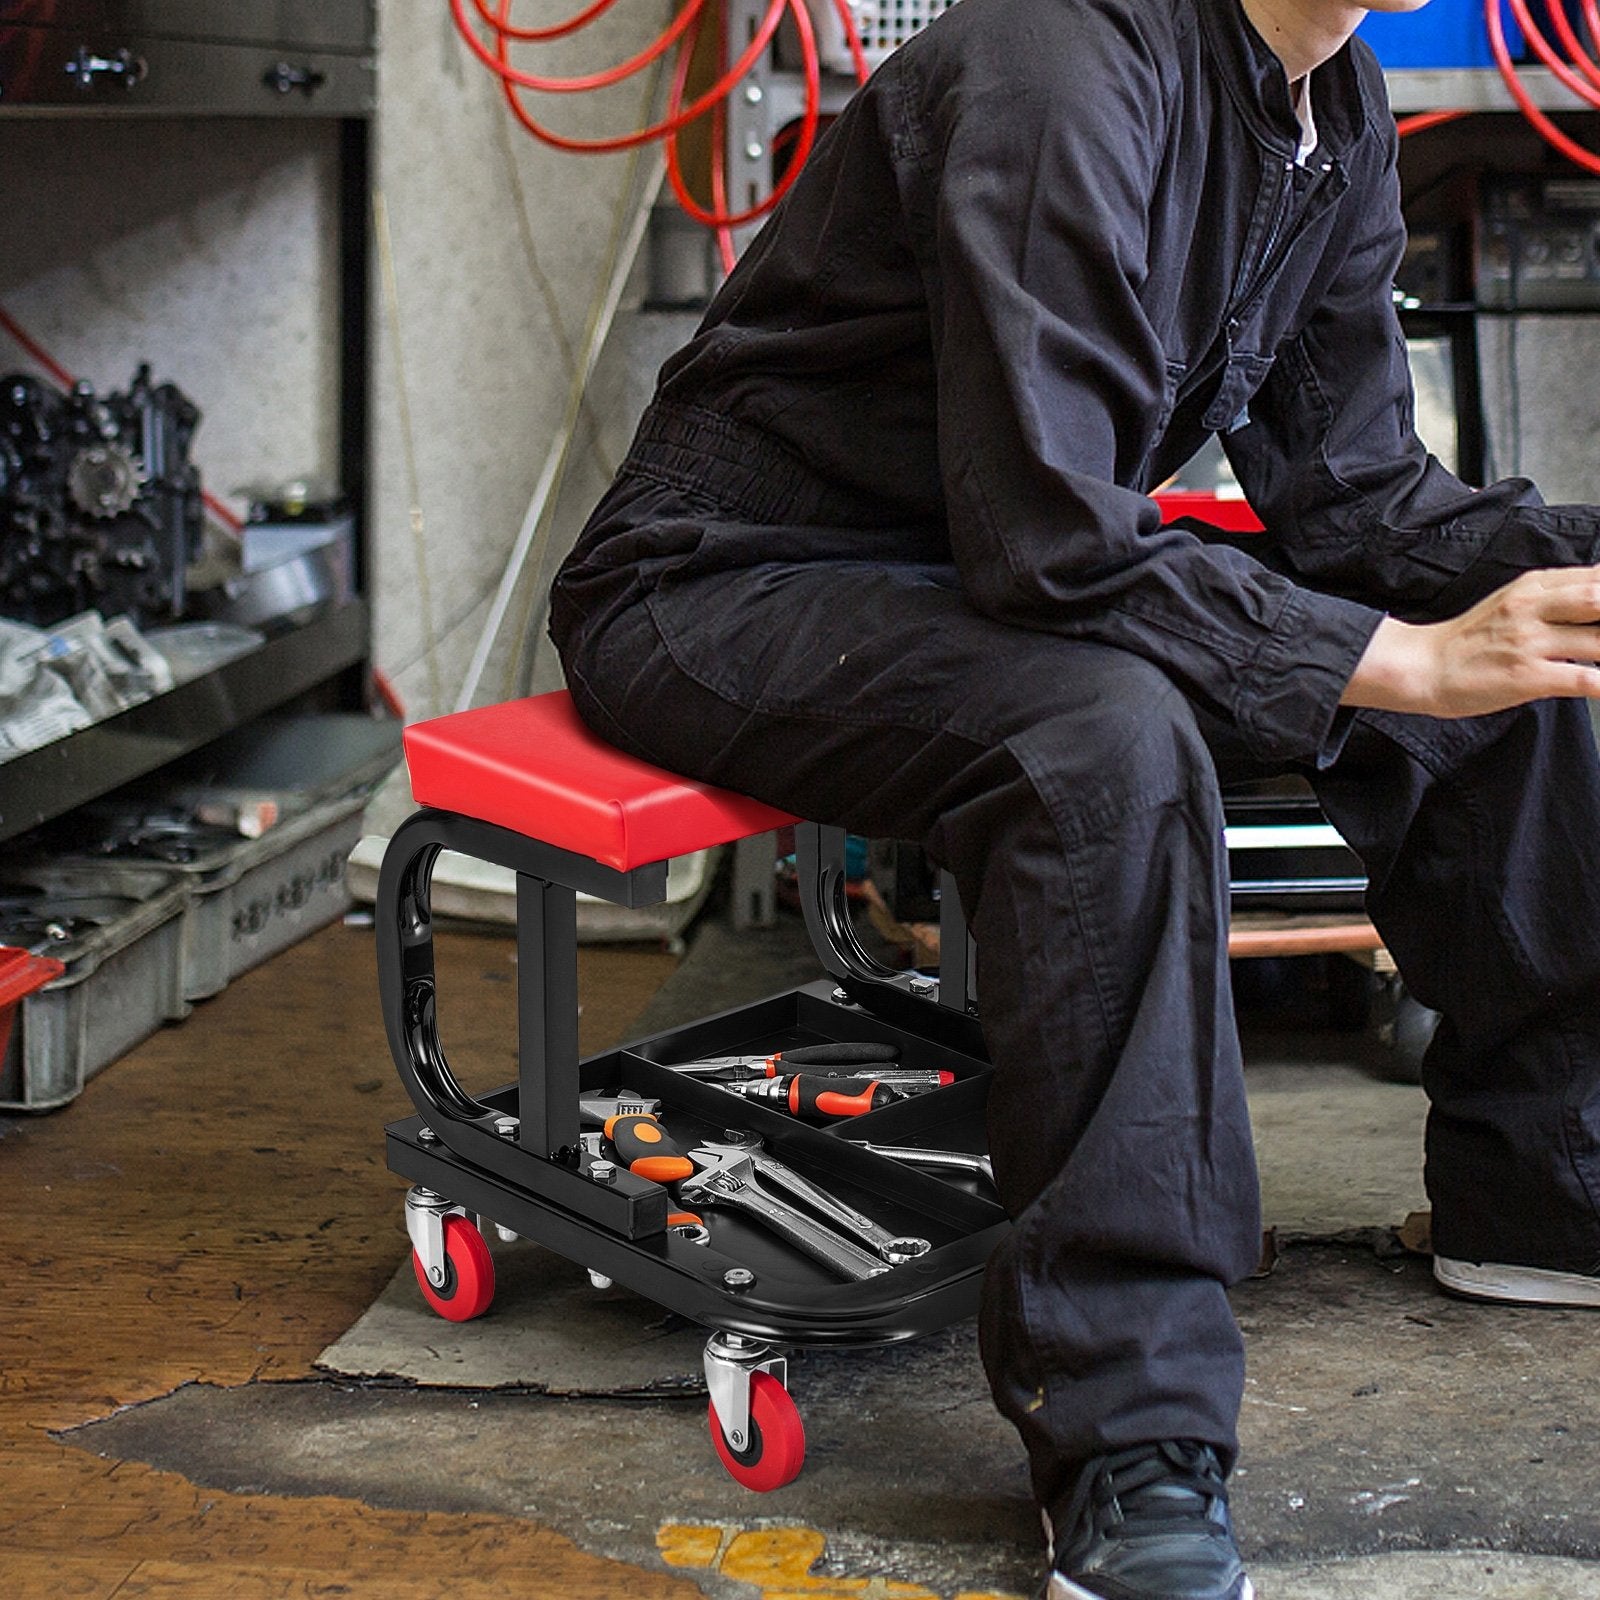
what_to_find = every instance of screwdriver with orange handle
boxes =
[670,1042,955,1094]
[724,1073,904,1119]
[578,1092,694,1183]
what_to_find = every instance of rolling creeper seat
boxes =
[375,690,1004,1489]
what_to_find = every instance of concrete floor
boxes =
[61,911,1600,1599]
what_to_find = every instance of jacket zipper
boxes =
[1228,155,1345,333]
[1170,155,1345,417]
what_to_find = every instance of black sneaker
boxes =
[1038,1441,1252,1600]
[1434,1254,1600,1307]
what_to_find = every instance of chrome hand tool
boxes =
[695,1132,932,1265]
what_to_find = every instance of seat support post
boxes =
[517,871,580,1158]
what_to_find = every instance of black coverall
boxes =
[550,0,1600,1523]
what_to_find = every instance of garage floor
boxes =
[5,905,1599,1598]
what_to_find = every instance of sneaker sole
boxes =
[1045,1574,1254,1600]
[1435,1255,1600,1308]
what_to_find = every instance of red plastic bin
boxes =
[0,945,66,1065]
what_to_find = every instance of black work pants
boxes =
[552,477,1600,1522]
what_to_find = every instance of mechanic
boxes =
[549,0,1600,1593]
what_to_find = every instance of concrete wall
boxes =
[369,2,671,726]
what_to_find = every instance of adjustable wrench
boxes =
[680,1145,890,1282]
[697,1132,932,1265]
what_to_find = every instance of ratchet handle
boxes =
[785,1074,900,1118]
[604,1113,694,1182]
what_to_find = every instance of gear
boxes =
[66,441,142,518]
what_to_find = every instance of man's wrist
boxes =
[1340,615,1435,714]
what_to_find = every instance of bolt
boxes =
[492,1114,519,1138]
[743,82,763,103]
[590,1159,617,1185]
[494,1224,518,1243]
[428,1264,447,1287]
[831,986,850,1005]
[744,139,764,161]
[417,1126,439,1145]
[723,1267,756,1291]
[587,1269,614,1290]
[908,977,937,999]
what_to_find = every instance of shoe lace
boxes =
[1086,1440,1230,1543]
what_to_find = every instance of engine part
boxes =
[0,365,204,627]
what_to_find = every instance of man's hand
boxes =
[1343,566,1600,718]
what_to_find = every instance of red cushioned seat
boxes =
[403,691,798,873]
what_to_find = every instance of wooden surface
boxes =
[1227,910,1383,960]
[0,920,697,1600]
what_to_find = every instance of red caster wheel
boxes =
[412,1214,495,1322]
[709,1370,806,1490]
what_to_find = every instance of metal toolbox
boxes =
[0,862,189,1111]
[168,787,370,1000]
[46,712,400,999]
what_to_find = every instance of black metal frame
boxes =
[376,808,1005,1343]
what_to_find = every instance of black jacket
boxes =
[555,0,1600,764]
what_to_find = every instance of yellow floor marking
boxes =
[657,1521,1024,1600]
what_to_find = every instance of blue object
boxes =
[1356,0,1521,70]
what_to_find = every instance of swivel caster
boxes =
[704,1330,805,1490]
[405,1186,495,1322]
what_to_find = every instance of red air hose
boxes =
[1485,0,1600,173]
[451,0,868,241]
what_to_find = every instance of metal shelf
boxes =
[0,7,374,849]
[1386,66,1594,113]
[0,599,369,847]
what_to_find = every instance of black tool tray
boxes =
[388,976,1005,1346]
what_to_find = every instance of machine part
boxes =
[801,0,958,75]
[494,1223,519,1243]
[671,1221,712,1246]
[1477,175,1600,310]
[405,1186,495,1321]
[849,1140,996,1188]
[493,1114,519,1138]
[67,442,141,517]
[587,1268,615,1290]
[0,366,203,627]
[694,1137,931,1265]
[681,1146,890,1281]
